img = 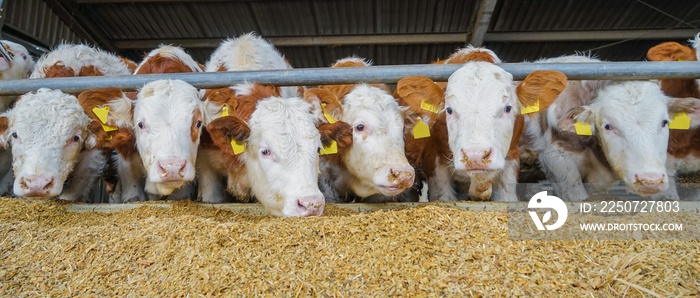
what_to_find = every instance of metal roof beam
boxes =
[112,29,699,50]
[75,0,259,3]
[467,0,498,46]
[42,0,117,52]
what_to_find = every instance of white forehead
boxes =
[594,81,669,120]
[10,89,88,136]
[342,84,401,120]
[692,33,700,61]
[135,80,200,117]
[446,62,514,105]
[2,41,29,55]
[249,97,319,148]
[135,45,203,73]
[205,33,289,72]
[30,44,131,78]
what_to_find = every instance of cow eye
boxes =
[137,122,144,129]
[317,147,321,154]
[661,120,669,128]
[446,107,453,115]
[72,135,80,142]
[261,148,271,156]
[355,124,364,132]
[603,124,613,130]
[504,105,513,113]
[196,120,202,128]
[11,132,17,139]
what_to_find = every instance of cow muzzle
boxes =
[459,146,498,171]
[154,158,191,182]
[17,175,57,197]
[632,172,668,195]
[375,165,415,196]
[293,195,325,217]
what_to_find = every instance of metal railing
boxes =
[0,61,698,96]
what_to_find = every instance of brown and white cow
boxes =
[0,41,35,196]
[394,47,567,201]
[204,82,330,216]
[197,34,305,204]
[526,55,700,201]
[646,33,700,199]
[304,57,415,202]
[105,45,205,203]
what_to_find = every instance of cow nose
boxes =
[633,172,668,195]
[157,159,188,180]
[461,146,493,170]
[20,175,55,194]
[389,166,415,188]
[295,195,325,217]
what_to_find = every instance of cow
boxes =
[103,45,205,203]
[204,82,327,216]
[646,33,700,199]
[0,41,35,196]
[394,47,567,202]
[304,57,415,202]
[0,89,103,201]
[197,34,304,204]
[526,55,700,201]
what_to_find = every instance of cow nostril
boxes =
[44,178,55,191]
[483,149,492,160]
[297,199,308,212]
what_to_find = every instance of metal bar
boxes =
[467,0,498,46]
[0,61,698,96]
[111,29,700,49]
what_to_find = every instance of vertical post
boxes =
[467,0,498,47]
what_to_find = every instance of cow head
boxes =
[77,88,136,156]
[207,83,325,217]
[306,83,414,198]
[0,89,96,198]
[133,80,203,195]
[557,82,700,195]
[0,41,34,79]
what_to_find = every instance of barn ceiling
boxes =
[3,0,700,67]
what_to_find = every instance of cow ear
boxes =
[647,42,697,62]
[516,70,567,114]
[557,106,595,135]
[0,115,9,148]
[669,97,700,129]
[206,116,251,155]
[304,88,343,123]
[318,121,353,151]
[394,76,444,120]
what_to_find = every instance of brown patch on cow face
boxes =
[43,63,75,78]
[206,115,251,156]
[202,87,238,108]
[647,42,697,62]
[78,65,104,77]
[234,83,281,122]
[0,116,8,135]
[506,115,525,161]
[191,109,203,143]
[136,54,197,74]
[669,129,700,158]
[120,57,138,73]
[516,70,568,112]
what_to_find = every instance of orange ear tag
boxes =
[669,112,690,130]
[231,139,246,155]
[420,100,439,114]
[521,100,540,114]
[413,118,431,139]
[319,140,338,155]
[574,121,593,136]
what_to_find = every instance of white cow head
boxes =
[206,83,325,217]
[0,89,96,197]
[558,82,700,195]
[307,84,414,197]
[0,41,34,79]
[133,80,203,195]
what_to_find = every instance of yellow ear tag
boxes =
[92,106,110,124]
[104,135,113,141]
[677,58,685,61]
[521,100,540,115]
[574,121,593,136]
[321,103,337,124]
[420,100,439,114]
[220,105,229,117]
[669,112,691,130]
[413,118,431,139]
[319,140,338,155]
[230,139,246,155]
[101,123,118,132]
